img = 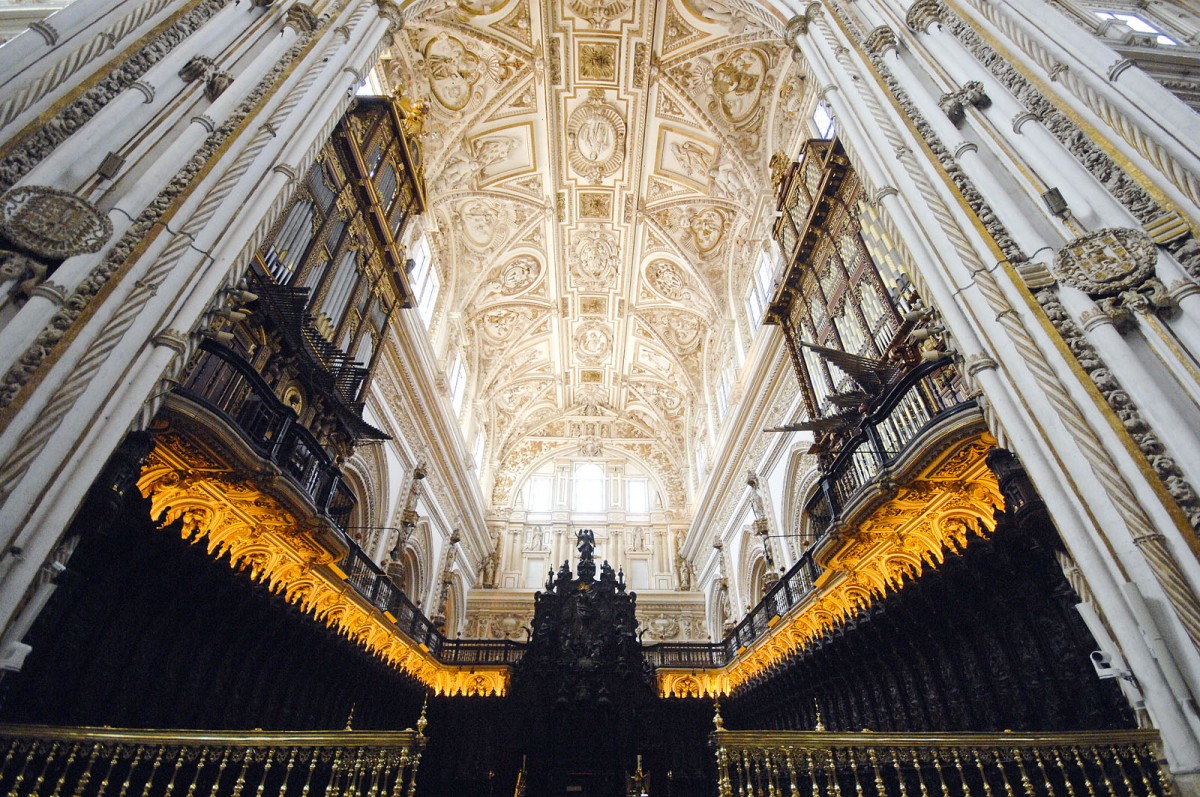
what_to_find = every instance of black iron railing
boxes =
[650,361,975,670]
[806,360,973,541]
[179,342,355,530]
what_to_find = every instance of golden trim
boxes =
[137,431,509,697]
[659,432,1000,697]
[0,723,423,747]
[829,7,1200,555]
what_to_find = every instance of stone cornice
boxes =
[371,309,491,560]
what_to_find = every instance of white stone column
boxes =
[0,0,392,634]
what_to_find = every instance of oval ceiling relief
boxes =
[491,255,541,296]
[645,259,690,301]
[424,33,483,111]
[709,47,767,127]
[567,89,626,182]
[574,320,613,364]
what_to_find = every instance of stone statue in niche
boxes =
[675,552,693,591]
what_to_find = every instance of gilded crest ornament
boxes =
[567,90,626,182]
[709,47,768,127]
[0,186,112,259]
[1052,228,1157,298]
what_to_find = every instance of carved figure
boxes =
[424,34,483,110]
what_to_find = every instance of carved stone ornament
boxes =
[1052,228,1157,298]
[566,0,631,28]
[0,186,112,259]
[567,89,626,181]
[938,80,990,126]
[574,320,612,363]
[571,227,619,289]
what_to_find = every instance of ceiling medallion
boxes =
[1051,227,1157,298]
[0,186,112,259]
[567,0,630,28]
[566,89,626,182]
[645,259,691,300]
[492,255,541,295]
[683,206,726,255]
[423,33,483,111]
[571,226,619,290]
[709,47,768,128]
[574,320,613,363]
[457,198,513,251]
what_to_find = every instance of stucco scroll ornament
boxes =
[567,90,626,182]
[938,81,990,127]
[0,186,112,260]
[178,55,234,101]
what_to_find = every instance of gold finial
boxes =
[416,696,429,737]
[344,704,356,731]
[814,700,825,732]
[713,700,726,731]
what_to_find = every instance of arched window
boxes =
[574,463,605,513]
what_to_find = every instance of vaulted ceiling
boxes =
[377,0,807,512]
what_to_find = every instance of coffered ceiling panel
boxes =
[380,0,807,511]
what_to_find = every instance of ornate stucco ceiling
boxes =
[378,0,807,511]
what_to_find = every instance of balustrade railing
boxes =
[712,727,1172,797]
[179,342,354,535]
[0,723,425,797]
[807,360,974,542]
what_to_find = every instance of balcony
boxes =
[648,360,980,677]
[176,341,358,533]
[805,359,974,541]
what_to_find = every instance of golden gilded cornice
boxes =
[137,430,508,697]
[658,431,1000,698]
